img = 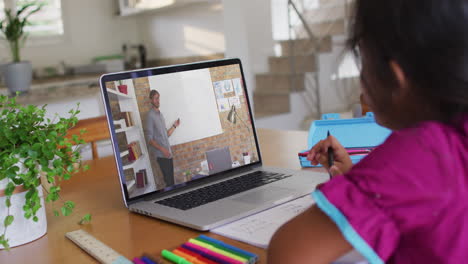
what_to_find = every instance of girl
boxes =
[268,0,468,263]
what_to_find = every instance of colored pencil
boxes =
[189,238,248,263]
[176,247,218,264]
[182,243,238,264]
[173,249,209,264]
[197,235,257,262]
[194,237,253,262]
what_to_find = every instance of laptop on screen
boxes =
[99,58,328,230]
[206,146,232,174]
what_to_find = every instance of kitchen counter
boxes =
[0,73,102,105]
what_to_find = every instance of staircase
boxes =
[254,0,352,119]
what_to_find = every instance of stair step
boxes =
[255,73,305,94]
[279,36,332,56]
[295,20,346,38]
[304,5,347,24]
[253,93,290,116]
[268,54,316,74]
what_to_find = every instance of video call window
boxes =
[105,64,258,198]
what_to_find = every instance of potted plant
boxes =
[0,2,42,94]
[117,80,128,94]
[0,95,91,249]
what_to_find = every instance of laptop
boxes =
[206,147,232,174]
[99,58,328,230]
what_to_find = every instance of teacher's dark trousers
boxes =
[157,157,175,187]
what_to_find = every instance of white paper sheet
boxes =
[211,195,368,264]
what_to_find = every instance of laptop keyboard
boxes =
[155,171,292,210]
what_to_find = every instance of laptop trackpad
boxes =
[231,187,294,204]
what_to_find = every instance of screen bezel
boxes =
[99,58,263,204]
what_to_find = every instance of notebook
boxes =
[99,58,328,230]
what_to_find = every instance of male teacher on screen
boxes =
[146,90,180,187]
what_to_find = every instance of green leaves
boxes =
[0,94,91,249]
[79,214,92,225]
[23,188,40,219]
[4,215,14,227]
[64,201,75,209]
[52,158,63,169]
[6,166,20,178]
[0,235,10,250]
[4,182,15,196]
[61,201,75,216]
[46,186,60,202]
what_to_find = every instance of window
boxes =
[0,1,4,16]
[1,0,64,37]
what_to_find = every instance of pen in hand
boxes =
[327,130,334,179]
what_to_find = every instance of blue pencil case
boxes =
[299,112,392,167]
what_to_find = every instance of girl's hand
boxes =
[306,135,352,176]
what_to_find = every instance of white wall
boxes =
[137,2,225,59]
[222,0,276,111]
[0,0,140,68]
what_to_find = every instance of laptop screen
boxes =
[100,59,261,201]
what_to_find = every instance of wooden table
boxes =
[0,129,320,263]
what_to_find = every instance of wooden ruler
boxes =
[65,229,133,264]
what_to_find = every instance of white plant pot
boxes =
[3,61,33,94]
[0,178,47,249]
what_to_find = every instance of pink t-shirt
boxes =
[312,115,468,264]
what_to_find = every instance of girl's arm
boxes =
[268,205,352,264]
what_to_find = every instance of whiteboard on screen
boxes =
[148,69,222,146]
